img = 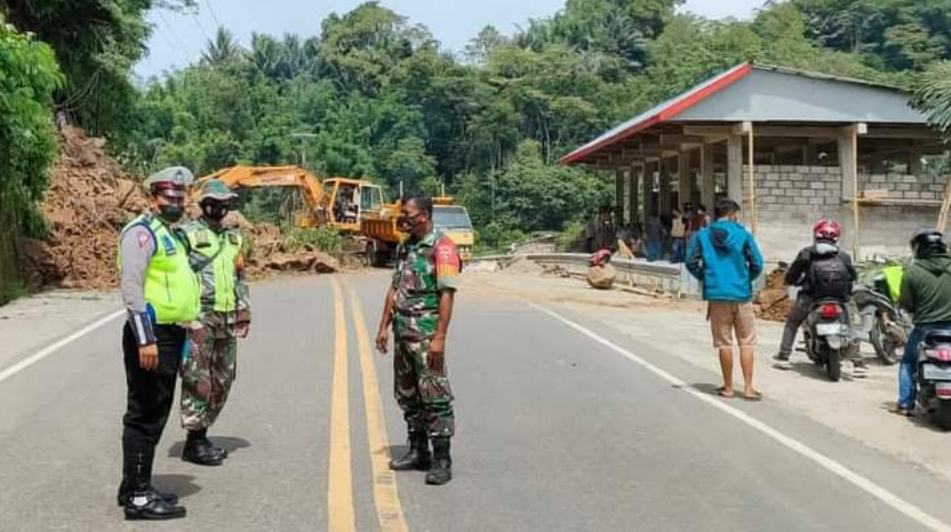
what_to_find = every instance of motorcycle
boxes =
[803,298,860,382]
[916,328,951,430]
[852,274,911,365]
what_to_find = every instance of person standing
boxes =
[644,215,665,262]
[116,167,199,520]
[376,194,461,485]
[177,179,251,466]
[891,229,951,416]
[687,198,765,401]
[670,208,687,263]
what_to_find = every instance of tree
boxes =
[203,27,243,65]
[0,16,63,237]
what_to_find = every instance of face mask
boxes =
[398,213,421,233]
[202,202,230,222]
[158,204,184,224]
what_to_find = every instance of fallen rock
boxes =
[586,264,617,290]
[465,260,500,274]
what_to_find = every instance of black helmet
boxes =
[911,228,947,257]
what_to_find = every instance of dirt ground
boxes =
[464,270,951,485]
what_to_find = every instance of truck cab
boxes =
[433,204,474,262]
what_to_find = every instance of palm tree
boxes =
[202,27,242,65]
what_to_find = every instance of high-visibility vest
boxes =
[118,215,200,324]
[883,265,905,303]
[181,220,244,313]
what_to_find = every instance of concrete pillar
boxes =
[615,168,626,223]
[908,148,923,176]
[701,143,716,211]
[727,135,743,201]
[678,150,693,209]
[659,157,672,215]
[628,163,639,226]
[838,130,857,201]
[643,160,656,218]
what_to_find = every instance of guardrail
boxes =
[471,253,699,296]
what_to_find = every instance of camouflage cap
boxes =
[198,179,238,202]
[144,166,194,197]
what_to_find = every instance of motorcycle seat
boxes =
[922,330,951,346]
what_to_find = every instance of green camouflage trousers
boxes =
[181,312,237,432]
[393,317,455,438]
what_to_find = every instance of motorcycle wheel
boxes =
[938,402,951,431]
[826,347,841,382]
[870,319,902,366]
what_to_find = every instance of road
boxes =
[4,272,951,531]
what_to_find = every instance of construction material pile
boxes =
[22,128,338,290]
[240,219,339,277]
[21,128,149,289]
[755,267,792,322]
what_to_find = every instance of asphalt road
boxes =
[4,272,951,531]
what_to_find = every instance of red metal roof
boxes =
[560,63,754,165]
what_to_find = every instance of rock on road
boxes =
[3,272,951,532]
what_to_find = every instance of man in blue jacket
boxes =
[687,198,765,401]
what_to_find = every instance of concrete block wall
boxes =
[859,173,945,202]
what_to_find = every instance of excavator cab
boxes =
[317,178,386,233]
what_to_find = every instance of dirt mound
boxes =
[22,128,149,289]
[755,268,792,322]
[22,128,339,289]
[244,222,338,276]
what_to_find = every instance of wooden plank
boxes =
[701,143,716,210]
[727,135,743,201]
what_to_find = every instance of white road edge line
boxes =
[528,300,951,532]
[0,309,125,385]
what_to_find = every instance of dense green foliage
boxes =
[0,16,63,237]
[8,0,951,253]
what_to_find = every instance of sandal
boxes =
[887,404,913,417]
[714,386,734,398]
[742,391,764,402]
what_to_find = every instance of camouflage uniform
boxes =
[392,228,461,438]
[178,218,250,432]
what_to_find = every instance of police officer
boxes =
[117,167,200,519]
[376,194,461,486]
[177,179,251,466]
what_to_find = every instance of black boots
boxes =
[121,449,186,520]
[182,429,224,466]
[425,437,453,486]
[389,432,431,471]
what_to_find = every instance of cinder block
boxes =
[905,191,921,199]
[897,183,912,191]
[903,175,918,183]
[870,175,887,183]
[809,181,825,189]
[802,190,816,197]
[794,197,809,205]
[930,184,946,193]
[920,191,938,200]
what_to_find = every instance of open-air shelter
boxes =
[561,63,949,262]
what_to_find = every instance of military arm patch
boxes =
[433,237,461,291]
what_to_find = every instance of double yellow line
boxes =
[328,277,410,532]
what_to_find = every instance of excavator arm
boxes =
[196,166,325,226]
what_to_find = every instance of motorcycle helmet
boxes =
[813,219,842,244]
[911,228,947,258]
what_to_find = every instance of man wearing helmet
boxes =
[116,167,199,519]
[891,229,951,416]
[176,179,251,466]
[774,220,863,373]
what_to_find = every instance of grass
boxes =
[0,280,31,307]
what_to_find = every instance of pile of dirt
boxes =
[755,267,792,322]
[22,128,339,289]
[21,128,149,289]
[503,256,545,276]
[244,222,339,276]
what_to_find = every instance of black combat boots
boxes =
[182,429,224,466]
[389,432,431,471]
[122,449,186,520]
[425,437,452,486]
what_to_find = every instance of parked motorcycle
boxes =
[803,298,860,382]
[916,328,951,430]
[852,274,910,365]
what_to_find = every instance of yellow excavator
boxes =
[197,165,474,265]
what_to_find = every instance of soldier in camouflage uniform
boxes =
[376,194,461,486]
[177,179,251,467]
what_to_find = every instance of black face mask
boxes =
[202,202,230,222]
[398,213,422,233]
[158,204,184,224]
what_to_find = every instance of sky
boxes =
[136,0,766,78]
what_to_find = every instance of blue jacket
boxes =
[686,220,764,302]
